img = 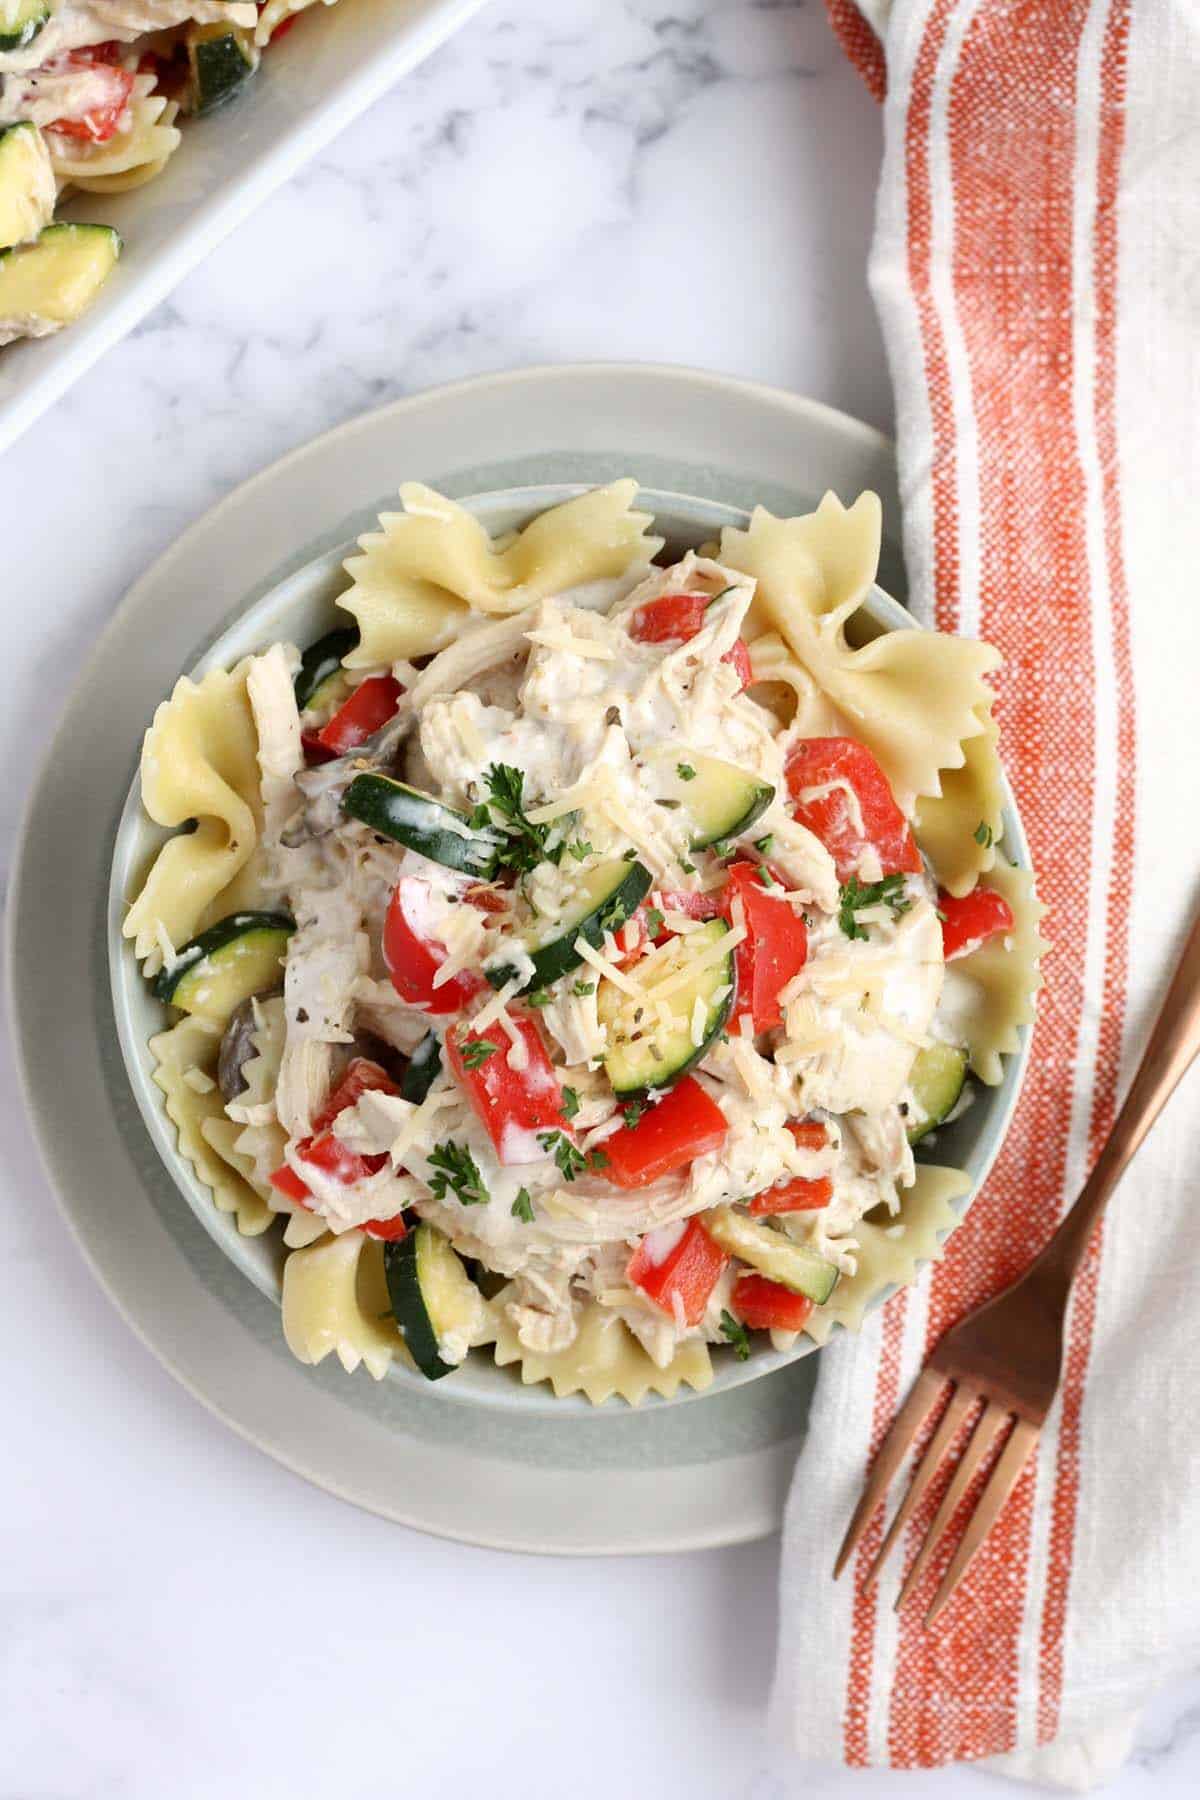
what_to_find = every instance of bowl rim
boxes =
[106,480,1035,1415]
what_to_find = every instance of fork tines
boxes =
[833,1368,1040,1623]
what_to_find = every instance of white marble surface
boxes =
[1,2,1197,1795]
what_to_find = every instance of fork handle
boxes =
[1033,904,1200,1294]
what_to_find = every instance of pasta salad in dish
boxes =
[120,482,1046,1406]
[0,0,332,345]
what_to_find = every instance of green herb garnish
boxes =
[561,1086,580,1122]
[677,763,697,782]
[477,763,561,876]
[754,834,774,855]
[537,1130,588,1182]
[837,872,912,941]
[527,988,552,1009]
[720,1310,751,1361]
[568,839,594,862]
[756,864,779,889]
[621,1100,645,1130]
[426,1140,490,1207]
[459,1038,498,1070]
[511,1188,534,1223]
[572,979,596,997]
[974,820,994,847]
[645,907,664,938]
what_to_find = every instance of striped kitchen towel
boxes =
[772,1,1200,1785]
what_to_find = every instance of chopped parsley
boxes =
[837,872,912,941]
[680,859,696,875]
[526,988,552,1009]
[588,1148,610,1170]
[477,763,561,876]
[754,834,774,855]
[974,820,994,847]
[426,1140,489,1207]
[459,1038,498,1070]
[645,907,664,938]
[568,839,594,863]
[511,1187,534,1224]
[677,762,697,782]
[537,1130,588,1182]
[600,896,631,931]
[720,1310,751,1361]
[621,1099,645,1130]
[572,979,596,997]
[560,1086,580,1121]
[623,847,639,861]
[756,864,779,889]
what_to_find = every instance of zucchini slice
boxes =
[294,626,357,715]
[599,916,734,1094]
[0,223,121,347]
[154,911,295,1025]
[906,1042,968,1144]
[402,1031,443,1104]
[650,751,774,849]
[703,1205,840,1305]
[384,1223,485,1381]
[185,22,260,116]
[0,123,55,253]
[490,857,652,991]
[342,773,494,875]
[0,0,49,53]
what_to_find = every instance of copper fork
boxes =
[834,905,1200,1624]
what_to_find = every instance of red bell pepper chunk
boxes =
[733,1273,813,1333]
[785,737,921,882]
[788,1119,828,1151]
[447,1016,569,1165]
[602,1077,728,1189]
[749,1175,832,1215]
[383,876,486,1014]
[270,1060,407,1238]
[313,674,403,756]
[721,861,808,1032]
[747,1118,832,1213]
[628,593,753,690]
[310,1058,399,1132]
[627,1217,729,1326]
[937,885,1015,960]
[48,52,136,143]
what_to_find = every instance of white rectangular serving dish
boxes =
[0,0,488,454]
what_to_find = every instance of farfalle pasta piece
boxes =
[950,859,1049,1085]
[745,630,848,737]
[281,1232,412,1379]
[482,1290,713,1406]
[150,1016,273,1237]
[123,657,263,966]
[50,82,181,194]
[339,481,663,667]
[722,494,1002,811]
[803,1163,973,1346]
[914,704,1005,896]
[255,0,338,44]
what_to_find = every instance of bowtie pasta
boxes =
[121,482,1047,1405]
